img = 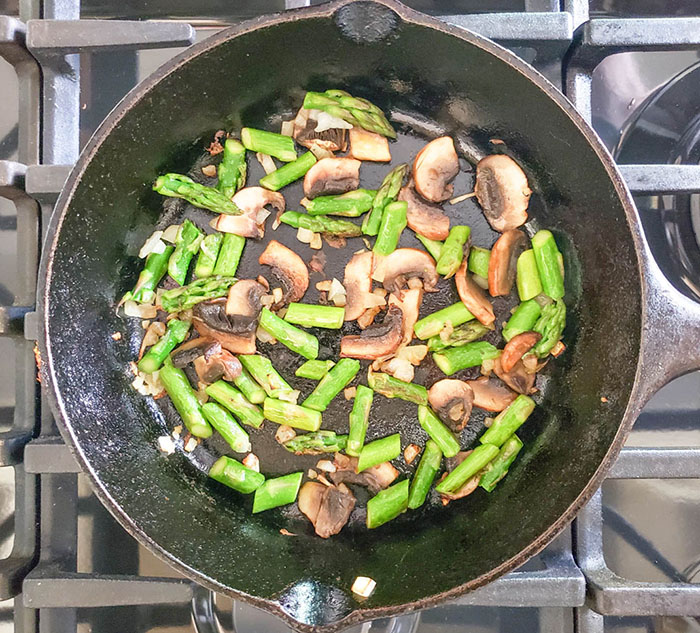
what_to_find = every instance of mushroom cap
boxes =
[466,376,517,412]
[340,304,404,360]
[171,337,221,368]
[388,288,423,349]
[192,299,256,354]
[343,251,374,322]
[303,157,361,199]
[493,356,536,395]
[225,280,266,334]
[298,481,356,539]
[398,183,450,241]
[412,136,460,203]
[213,188,285,239]
[455,259,495,325]
[475,154,531,232]
[258,240,309,305]
[348,127,391,162]
[501,331,541,372]
[378,248,438,294]
[331,453,399,494]
[428,379,474,432]
[293,107,347,152]
[488,229,527,297]
[194,348,242,384]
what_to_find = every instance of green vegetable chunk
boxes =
[436,225,471,277]
[516,249,543,301]
[259,307,319,360]
[414,302,475,340]
[432,341,500,375]
[205,380,264,429]
[347,385,373,457]
[217,138,247,197]
[263,398,322,432]
[160,275,236,313]
[238,355,294,398]
[468,246,491,278]
[130,245,174,303]
[502,299,542,342]
[305,189,376,217]
[168,219,203,285]
[212,234,245,277]
[367,480,409,528]
[154,173,241,215]
[295,360,335,380]
[368,371,428,405]
[480,395,535,448]
[201,402,251,453]
[434,444,499,494]
[357,433,401,472]
[280,211,362,237]
[284,430,347,454]
[137,318,190,374]
[232,367,266,404]
[416,234,444,261]
[427,321,491,352]
[362,164,407,236]
[373,200,407,256]
[209,455,264,494]
[241,127,296,162]
[160,359,212,438]
[408,440,442,509]
[480,434,523,492]
[303,358,360,412]
[260,152,317,191]
[285,303,345,329]
[532,299,566,357]
[252,472,303,513]
[531,230,565,300]
[194,233,223,279]
[417,405,460,458]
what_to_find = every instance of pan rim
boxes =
[37,1,645,630]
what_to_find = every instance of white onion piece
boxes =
[243,453,260,472]
[344,387,356,400]
[316,460,336,473]
[124,301,157,319]
[309,233,323,250]
[184,437,198,452]
[256,208,271,224]
[277,389,300,404]
[157,436,176,455]
[138,231,165,258]
[329,278,346,301]
[161,224,181,243]
[316,280,332,292]
[275,425,296,444]
[256,152,277,175]
[314,110,353,132]
[362,292,386,308]
[256,325,277,344]
[396,344,428,365]
[308,143,335,160]
[381,358,414,383]
[297,227,314,244]
[280,120,295,137]
[351,576,376,599]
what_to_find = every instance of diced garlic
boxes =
[344,386,356,400]
[309,233,323,250]
[280,120,295,137]
[316,460,336,473]
[157,436,176,455]
[201,164,217,177]
[297,227,315,244]
[161,224,181,243]
[272,287,284,304]
[243,453,260,472]
[315,280,332,292]
[184,437,198,452]
[275,425,296,444]
[351,576,376,599]
[111,332,122,341]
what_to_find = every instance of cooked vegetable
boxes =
[427,379,474,432]
[195,233,223,278]
[130,245,174,303]
[532,230,565,300]
[137,319,190,374]
[303,90,396,138]
[280,211,362,237]
[241,127,296,162]
[399,184,450,241]
[212,234,245,277]
[232,366,266,404]
[359,435,402,473]
[427,321,491,352]
[304,189,376,217]
[433,341,501,376]
[168,219,203,286]
[252,472,303,513]
[205,380,264,429]
[367,479,409,528]
[295,359,335,380]
[436,225,470,278]
[455,259,495,326]
[468,246,491,278]
[379,247,438,293]
[416,234,444,261]
[192,299,256,355]
[474,154,530,232]
[343,250,374,322]
[362,163,408,236]
[160,358,212,438]
[480,394,535,447]
[373,200,407,256]
[283,430,347,454]
[407,440,442,509]
[259,307,319,360]
[468,377,517,412]
[340,305,403,360]
[413,137,459,203]
[214,187,285,239]
[532,299,566,357]
[209,455,265,494]
[347,384,373,457]
[501,332,541,372]
[368,371,428,405]
[160,276,236,313]
[434,444,499,494]
[488,229,526,297]
[260,151,317,191]
[349,127,391,161]
[304,157,361,199]
[201,402,251,453]
[299,481,356,538]
[217,138,247,197]
[480,434,523,492]
[516,249,543,301]
[238,354,294,398]
[154,174,241,215]
[417,405,460,458]
[502,299,542,342]
[258,240,309,305]
[263,397,322,432]
[414,302,475,340]
[303,358,360,412]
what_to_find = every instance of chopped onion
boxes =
[157,436,176,455]
[275,425,296,444]
[314,110,353,132]
[439,321,454,342]
[300,197,312,209]
[316,280,332,292]
[332,294,346,307]
[280,120,295,137]
[276,306,288,319]
[111,332,122,341]
[329,278,346,303]
[397,345,428,365]
[123,300,158,319]
[357,306,380,330]
[522,353,539,373]
[316,459,336,473]
[309,232,323,250]
[362,292,386,309]
[172,425,183,438]
[481,357,496,376]
[272,287,284,304]
[344,386,356,400]
[381,358,414,383]
[257,275,270,290]
[142,320,151,330]
[161,224,181,243]
[534,293,553,308]
[307,469,318,479]
[256,208,272,224]
[404,444,420,465]
[484,417,494,428]
[297,227,315,244]
[260,294,275,307]
[407,277,424,290]
[201,164,217,177]
[184,436,198,452]
[256,325,277,344]
[138,231,165,258]
[195,382,209,405]
[277,389,300,404]
[551,340,566,357]
[243,453,260,472]
[473,274,489,290]
[256,152,277,175]
[139,321,166,358]
[351,576,376,599]
[308,142,335,160]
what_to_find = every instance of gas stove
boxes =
[0,1,699,632]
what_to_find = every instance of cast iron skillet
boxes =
[38,1,700,631]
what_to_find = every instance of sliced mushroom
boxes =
[343,251,374,322]
[501,331,542,372]
[455,259,495,325]
[258,240,309,305]
[212,187,285,239]
[493,356,536,395]
[388,288,423,348]
[378,248,438,294]
[488,229,527,296]
[340,305,404,360]
[466,376,517,412]
[412,136,460,203]
[428,379,474,432]
[349,127,391,162]
[225,280,266,334]
[475,154,531,232]
[331,453,399,494]
[213,211,261,239]
[398,183,450,241]
[192,299,256,355]
[194,348,242,384]
[303,157,361,199]
[298,481,356,539]
[293,107,347,152]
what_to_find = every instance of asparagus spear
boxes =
[414,302,475,340]
[252,472,303,513]
[154,174,241,215]
[130,245,174,303]
[434,444,499,494]
[358,433,401,472]
[367,479,409,529]
[259,307,319,360]
[417,405,460,458]
[516,249,543,301]
[303,90,396,139]
[532,230,565,300]
[427,321,491,352]
[159,358,212,438]
[212,234,245,277]
[303,358,360,412]
[283,430,348,454]
[263,397,322,432]
[205,380,264,429]
[373,200,407,256]
[416,234,444,261]
[168,219,203,285]
[480,434,523,492]
[238,355,294,399]
[209,455,265,494]
[502,299,542,342]
[532,299,566,357]
[160,275,236,313]
[201,402,251,453]
[137,318,190,374]
[217,138,247,198]
[436,225,471,278]
[407,439,442,509]
[305,189,376,217]
[260,152,317,191]
[241,127,296,163]
[468,246,491,278]
[433,341,500,376]
[347,384,373,457]
[295,359,335,380]
[480,394,535,448]
[362,164,408,236]
[232,366,267,404]
[194,233,223,278]
[368,371,428,405]
[279,211,362,237]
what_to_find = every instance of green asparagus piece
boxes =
[194,233,223,278]
[368,371,428,405]
[305,189,377,217]
[279,211,362,237]
[373,200,407,256]
[159,358,212,438]
[205,380,264,429]
[259,307,319,360]
[416,234,444,261]
[130,245,174,303]
[252,472,303,513]
[480,434,523,492]
[217,138,247,198]
[358,433,401,472]
[362,164,408,236]
[436,225,471,277]
[137,319,190,374]
[160,275,236,313]
[285,304,345,330]
[468,246,491,278]
[480,394,535,448]
[295,359,335,380]
[502,299,542,342]
[516,249,543,301]
[232,366,267,404]
[212,233,245,277]
[238,355,294,399]
[303,358,360,412]
[259,152,317,191]
[154,173,241,215]
[433,341,501,376]
[434,444,499,494]
[408,440,443,509]
[241,127,296,163]
[417,405,461,458]
[303,90,396,139]
[347,384,373,457]
[532,230,565,300]
[367,479,409,529]
[283,430,348,454]
[532,299,566,357]
[209,455,265,494]
[414,302,475,340]
[263,397,322,432]
[427,321,491,352]
[168,219,203,286]
[201,402,251,453]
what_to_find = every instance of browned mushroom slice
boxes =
[428,379,474,432]
[293,107,347,152]
[379,248,438,294]
[487,229,527,296]
[493,356,536,395]
[171,337,221,368]
[298,481,356,539]
[303,157,361,199]
[348,127,391,162]
[331,453,399,494]
[412,136,460,203]
[258,240,309,305]
[455,259,495,325]
[194,348,242,384]
[388,288,423,348]
[225,280,266,334]
[343,251,374,322]
[439,450,481,503]
[340,305,404,360]
[501,331,542,372]
[213,211,261,239]
[398,183,450,241]
[466,376,517,412]
[192,299,256,355]
[475,154,531,232]
[213,187,286,239]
